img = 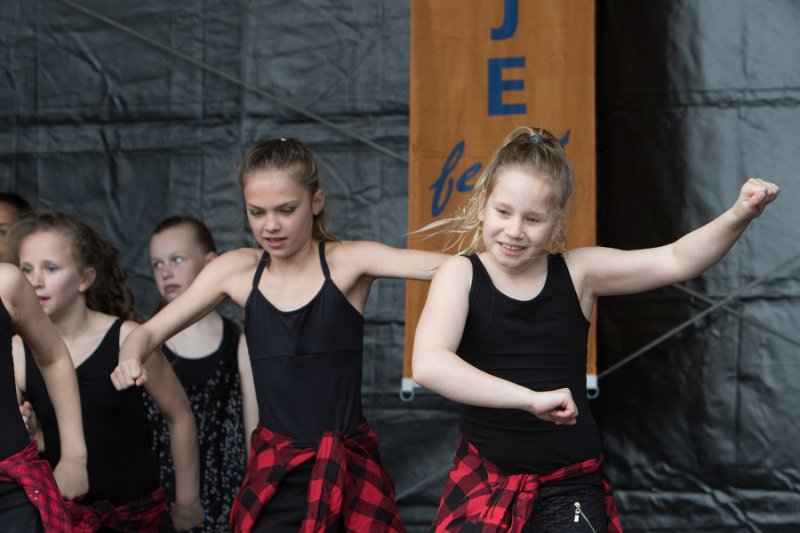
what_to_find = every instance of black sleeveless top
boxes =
[25,319,160,505]
[457,254,602,473]
[244,241,365,442]
[0,297,28,461]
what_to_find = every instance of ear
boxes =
[204,251,218,265]
[78,267,96,293]
[312,188,326,216]
[477,191,487,222]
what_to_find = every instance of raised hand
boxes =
[735,177,780,220]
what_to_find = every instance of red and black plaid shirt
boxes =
[432,437,623,532]
[0,439,74,533]
[230,422,405,533]
[64,484,167,533]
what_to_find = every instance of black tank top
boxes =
[244,241,365,442]
[25,319,160,505]
[457,254,602,473]
[0,297,28,460]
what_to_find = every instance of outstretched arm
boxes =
[411,256,578,425]
[141,344,203,531]
[4,265,88,499]
[570,178,781,313]
[339,240,449,281]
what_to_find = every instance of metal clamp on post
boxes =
[399,377,417,402]
[586,374,599,399]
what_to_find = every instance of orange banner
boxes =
[404,0,597,397]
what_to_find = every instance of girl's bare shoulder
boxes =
[204,247,263,278]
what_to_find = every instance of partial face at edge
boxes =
[0,203,20,263]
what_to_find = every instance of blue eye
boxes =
[20,266,32,275]
[173,256,184,265]
[45,265,58,273]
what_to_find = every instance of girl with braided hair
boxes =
[10,212,203,532]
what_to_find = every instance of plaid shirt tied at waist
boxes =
[0,439,73,533]
[64,484,167,533]
[432,437,623,533]
[230,421,405,533]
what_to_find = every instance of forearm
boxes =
[167,409,201,506]
[413,349,536,410]
[669,206,750,280]
[39,356,87,461]
[119,326,160,365]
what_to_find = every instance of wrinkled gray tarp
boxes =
[597,1,800,531]
[0,1,798,531]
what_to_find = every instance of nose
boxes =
[160,265,173,279]
[505,217,524,239]
[27,269,43,288]
[264,213,280,232]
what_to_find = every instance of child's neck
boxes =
[51,301,93,343]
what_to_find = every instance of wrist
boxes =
[58,452,88,466]
[175,491,201,507]
[523,388,539,413]
[59,445,88,464]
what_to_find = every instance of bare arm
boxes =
[569,178,781,314]
[411,257,577,424]
[3,265,88,499]
[237,333,258,456]
[339,240,448,281]
[111,249,255,390]
[140,343,203,530]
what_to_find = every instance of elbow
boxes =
[167,404,197,435]
[411,352,434,389]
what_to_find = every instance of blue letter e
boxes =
[488,57,527,116]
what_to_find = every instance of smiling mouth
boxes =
[500,243,526,251]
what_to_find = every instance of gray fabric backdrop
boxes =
[1,1,798,530]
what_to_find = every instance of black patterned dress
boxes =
[146,317,247,532]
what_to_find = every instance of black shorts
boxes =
[526,483,608,533]
[0,481,44,533]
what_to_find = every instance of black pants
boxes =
[525,483,608,533]
[0,481,44,533]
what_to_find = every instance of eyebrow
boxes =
[246,201,298,210]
